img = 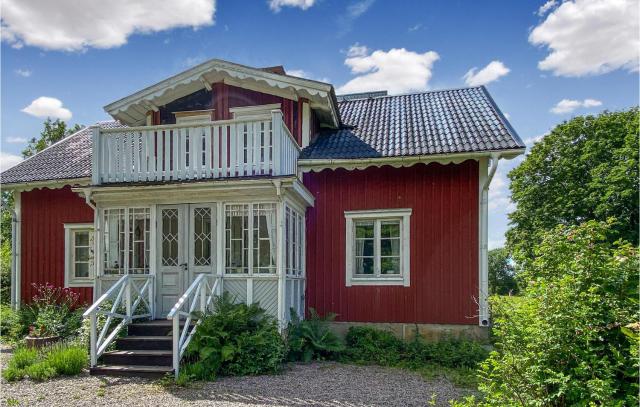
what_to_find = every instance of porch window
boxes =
[225,203,276,274]
[64,224,94,287]
[103,208,151,275]
[285,205,304,277]
[344,209,411,286]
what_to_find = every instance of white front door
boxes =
[157,204,216,317]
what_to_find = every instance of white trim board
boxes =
[64,223,95,288]
[344,208,412,287]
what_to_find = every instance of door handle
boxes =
[180,263,188,271]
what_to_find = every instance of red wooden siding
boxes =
[303,161,479,325]
[20,186,94,305]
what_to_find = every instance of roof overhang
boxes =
[298,148,526,172]
[104,59,339,128]
[1,177,91,192]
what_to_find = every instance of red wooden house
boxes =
[1,59,524,376]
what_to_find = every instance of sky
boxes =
[1,0,638,249]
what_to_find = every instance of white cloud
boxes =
[21,97,72,120]
[287,69,330,83]
[337,45,440,95]
[1,0,216,51]
[0,152,23,171]
[537,0,557,16]
[550,98,602,114]
[408,23,422,32]
[529,0,639,76]
[183,55,206,68]
[269,0,315,12]
[524,133,546,145]
[463,60,510,86]
[6,137,28,144]
[15,69,31,77]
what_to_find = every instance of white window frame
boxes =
[345,209,411,287]
[64,223,94,287]
[229,103,281,120]
[174,109,214,124]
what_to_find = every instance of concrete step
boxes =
[102,350,172,366]
[90,364,173,379]
[115,335,172,350]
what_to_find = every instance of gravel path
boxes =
[0,345,473,406]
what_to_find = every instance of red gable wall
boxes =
[20,186,94,305]
[303,161,480,325]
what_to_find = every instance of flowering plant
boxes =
[25,283,83,338]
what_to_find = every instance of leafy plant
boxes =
[342,326,404,365]
[182,292,285,380]
[9,347,39,369]
[2,365,24,382]
[24,361,57,381]
[460,221,639,406]
[45,343,87,375]
[286,308,344,362]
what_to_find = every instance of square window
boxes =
[65,225,94,287]
[345,209,411,287]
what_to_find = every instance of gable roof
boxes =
[0,121,124,186]
[104,58,340,128]
[300,86,524,160]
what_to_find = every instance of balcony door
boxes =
[156,203,216,317]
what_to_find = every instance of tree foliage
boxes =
[456,221,639,406]
[21,118,83,158]
[506,108,639,269]
[488,248,518,295]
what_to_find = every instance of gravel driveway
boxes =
[1,345,473,406]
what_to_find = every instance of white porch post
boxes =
[91,125,101,185]
[271,110,282,176]
[216,202,224,295]
[276,201,286,329]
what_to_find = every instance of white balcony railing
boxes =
[91,110,300,185]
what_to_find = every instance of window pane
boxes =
[381,238,400,256]
[75,262,89,278]
[75,232,89,246]
[355,222,374,238]
[161,209,179,266]
[75,247,89,262]
[355,239,374,257]
[381,221,400,238]
[355,257,374,275]
[226,205,248,274]
[381,257,400,275]
[193,207,212,266]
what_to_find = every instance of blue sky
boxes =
[1,0,638,248]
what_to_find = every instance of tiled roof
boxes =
[300,86,524,160]
[0,121,124,185]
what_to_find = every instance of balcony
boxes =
[91,110,299,185]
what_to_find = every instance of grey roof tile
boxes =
[1,121,124,185]
[300,86,525,160]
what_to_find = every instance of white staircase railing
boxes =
[83,274,154,367]
[167,274,220,377]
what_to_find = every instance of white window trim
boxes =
[345,209,411,287]
[64,223,94,288]
[229,103,281,120]
[174,109,214,124]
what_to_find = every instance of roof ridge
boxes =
[337,86,485,102]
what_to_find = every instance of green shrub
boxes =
[183,293,285,380]
[2,365,24,382]
[286,308,344,362]
[24,361,56,381]
[405,336,489,369]
[461,221,639,406]
[9,347,38,369]
[342,326,405,365]
[45,343,87,375]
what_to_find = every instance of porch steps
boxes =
[89,319,187,379]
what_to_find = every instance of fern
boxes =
[286,308,344,362]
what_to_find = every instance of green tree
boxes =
[506,108,639,269]
[21,118,83,158]
[488,248,518,295]
[455,221,639,406]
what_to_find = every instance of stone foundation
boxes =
[328,322,489,342]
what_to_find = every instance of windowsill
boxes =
[66,280,94,288]
[348,277,406,286]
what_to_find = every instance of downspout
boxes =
[82,189,98,301]
[479,152,501,326]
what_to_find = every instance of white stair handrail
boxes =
[83,274,154,367]
[167,274,220,378]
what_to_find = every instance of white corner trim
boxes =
[64,223,95,288]
[344,208,411,287]
[301,102,311,148]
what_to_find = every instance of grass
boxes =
[2,342,87,382]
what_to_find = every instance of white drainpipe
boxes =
[7,206,18,309]
[479,152,501,326]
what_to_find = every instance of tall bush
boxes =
[459,221,639,406]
